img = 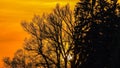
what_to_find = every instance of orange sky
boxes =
[0,0,79,67]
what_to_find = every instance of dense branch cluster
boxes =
[3,4,75,68]
[3,0,120,68]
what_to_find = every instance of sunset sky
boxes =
[0,0,79,67]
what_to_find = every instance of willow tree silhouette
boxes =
[73,0,120,68]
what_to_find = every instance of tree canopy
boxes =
[3,0,120,68]
[73,0,120,68]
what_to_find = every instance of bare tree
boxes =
[3,0,120,68]
[3,49,26,68]
[21,4,75,68]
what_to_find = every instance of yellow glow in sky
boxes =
[0,0,79,67]
[1,0,119,67]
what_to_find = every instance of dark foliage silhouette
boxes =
[3,0,120,68]
[73,0,120,68]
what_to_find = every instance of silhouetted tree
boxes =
[3,4,75,68]
[3,49,26,68]
[5,0,120,68]
[21,4,74,68]
[71,0,92,68]
[73,0,120,68]
[3,57,11,68]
